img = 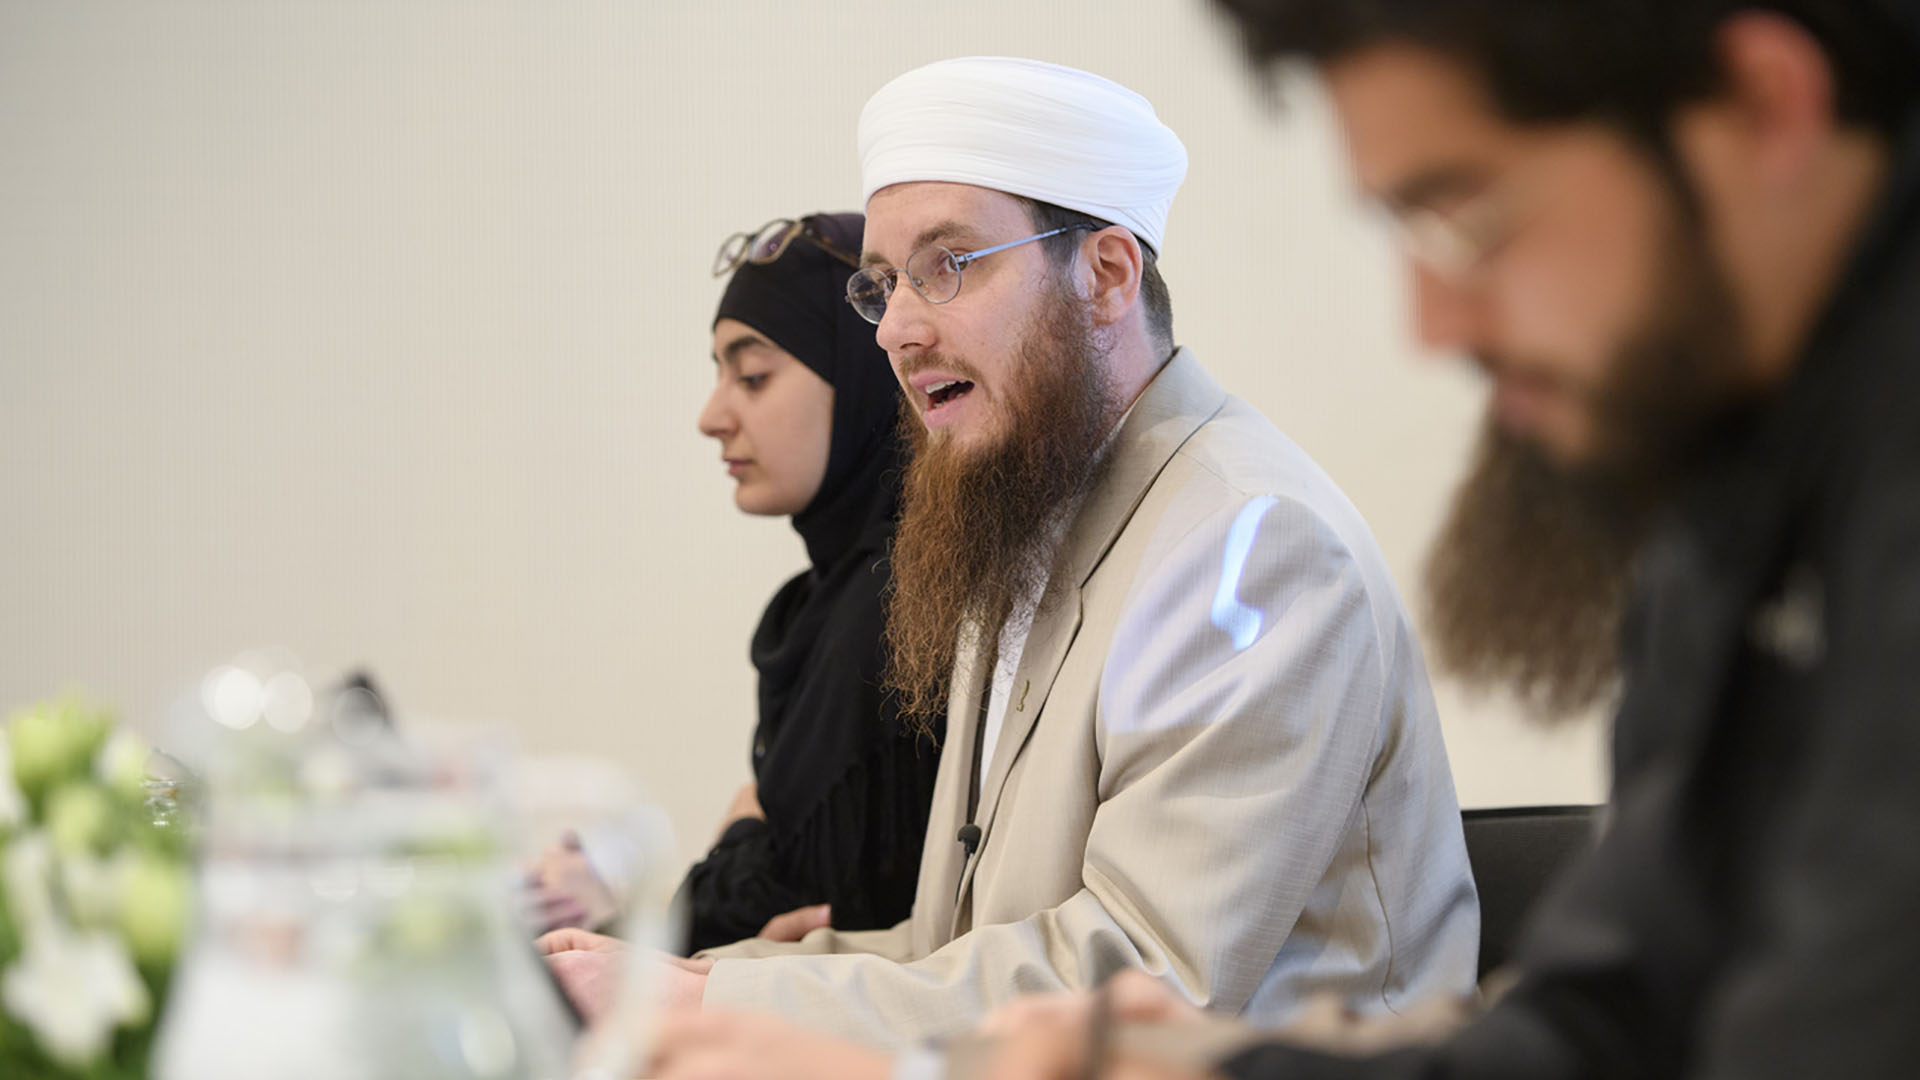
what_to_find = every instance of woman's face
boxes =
[698,318,835,516]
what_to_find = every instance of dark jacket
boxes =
[1225,116,1920,1079]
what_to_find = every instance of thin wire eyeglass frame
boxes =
[843,223,1095,325]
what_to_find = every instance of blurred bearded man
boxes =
[555,56,1479,1054]
[1204,7,1920,1079]
[1420,154,1755,717]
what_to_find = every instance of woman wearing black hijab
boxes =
[674,212,941,951]
[526,212,928,957]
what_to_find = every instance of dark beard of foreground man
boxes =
[883,279,1119,722]
[1423,197,1753,717]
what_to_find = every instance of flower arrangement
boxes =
[0,695,192,1078]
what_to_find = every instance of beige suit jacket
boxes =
[702,349,1478,1048]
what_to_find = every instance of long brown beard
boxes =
[1424,208,1750,720]
[883,286,1119,724]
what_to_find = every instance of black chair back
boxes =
[1461,805,1602,979]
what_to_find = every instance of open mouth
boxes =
[925,379,975,410]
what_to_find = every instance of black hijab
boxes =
[713,212,902,570]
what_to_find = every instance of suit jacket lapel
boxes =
[924,624,991,946]
[954,349,1228,918]
[963,590,1081,882]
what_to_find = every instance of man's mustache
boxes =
[897,352,988,385]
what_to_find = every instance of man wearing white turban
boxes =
[549,56,1477,1059]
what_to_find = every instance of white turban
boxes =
[858,57,1189,255]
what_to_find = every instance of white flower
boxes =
[0,737,23,829]
[45,782,111,856]
[93,727,151,801]
[117,850,191,966]
[2,925,151,1068]
[60,849,122,929]
[3,830,56,932]
[8,698,111,800]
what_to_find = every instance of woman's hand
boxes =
[757,903,832,942]
[525,830,621,933]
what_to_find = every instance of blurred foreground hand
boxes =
[651,1009,891,1080]
[1274,989,1475,1057]
[974,972,1218,1080]
[973,971,1474,1080]
[630,969,1475,1080]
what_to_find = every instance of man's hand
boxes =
[535,930,710,1022]
[650,1009,891,1080]
[978,974,1473,1078]
[656,957,710,1012]
[541,936,626,1026]
[665,952,716,975]
[525,831,623,934]
[536,927,626,956]
[981,1014,1218,1080]
[757,903,832,942]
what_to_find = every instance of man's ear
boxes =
[1082,226,1145,329]
[1710,11,1838,187]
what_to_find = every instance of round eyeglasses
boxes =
[713,217,861,278]
[1380,162,1544,285]
[844,224,1093,325]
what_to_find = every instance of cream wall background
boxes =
[0,1,1606,870]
